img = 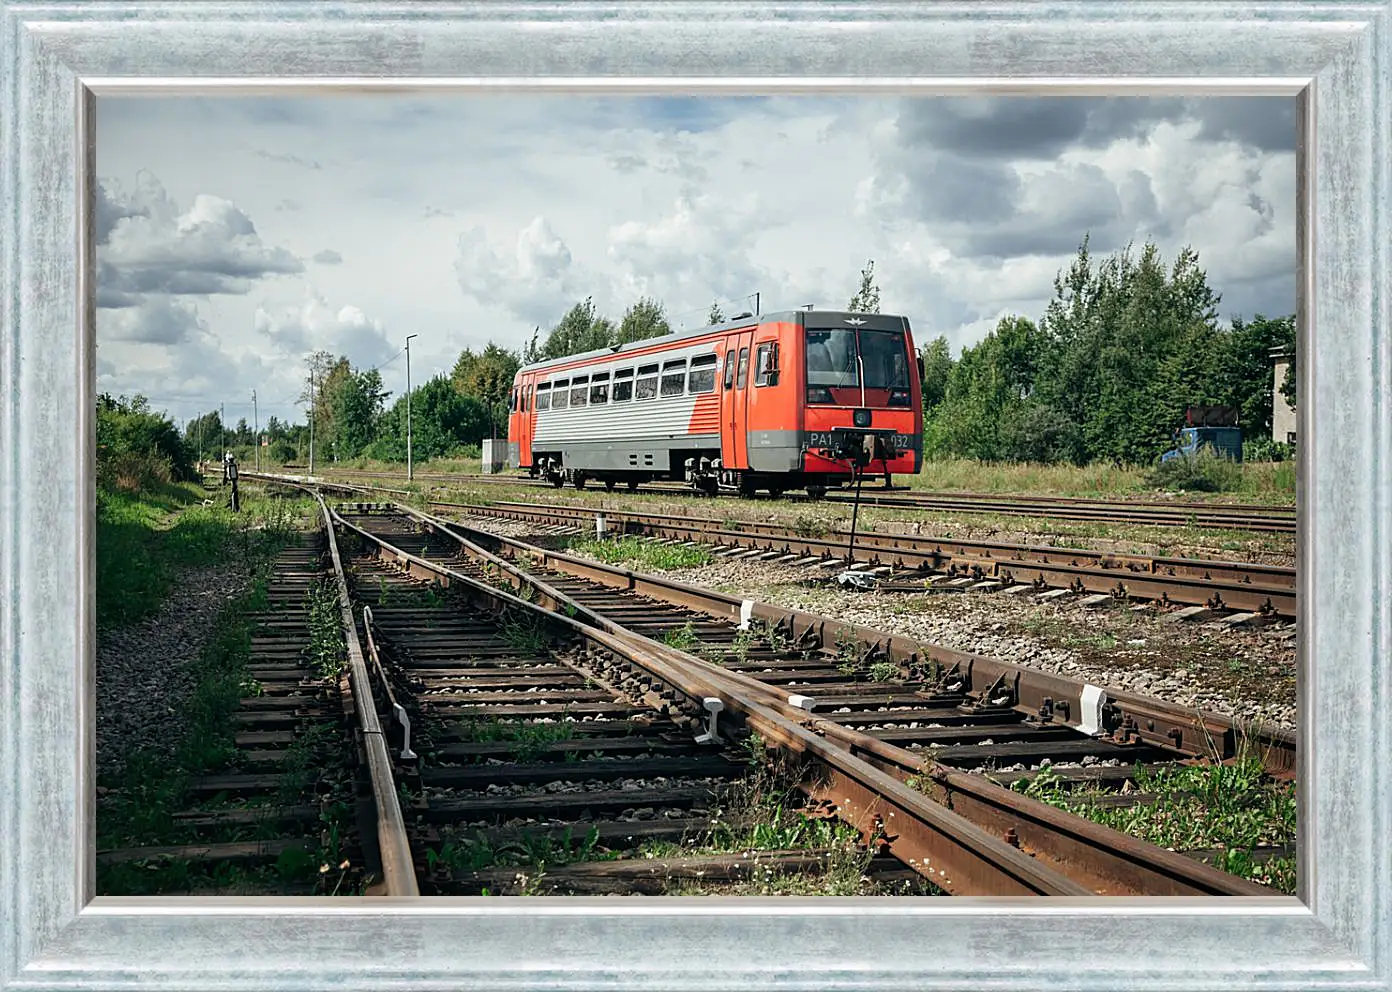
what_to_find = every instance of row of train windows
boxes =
[529,354,720,412]
[511,344,775,413]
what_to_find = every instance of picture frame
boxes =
[2,1,1388,989]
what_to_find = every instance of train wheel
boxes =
[550,472,564,488]
[738,478,758,499]
[807,485,827,499]
[768,487,785,499]
[574,473,588,490]
[604,479,616,491]
[626,480,639,491]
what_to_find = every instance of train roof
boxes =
[516,309,912,375]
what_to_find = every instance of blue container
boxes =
[1160,427,1244,464]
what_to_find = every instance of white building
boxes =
[1269,347,1296,445]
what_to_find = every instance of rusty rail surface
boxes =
[249,474,1295,775]
[298,466,1297,533]
[326,508,1099,896]
[443,498,1297,618]
[325,497,1277,897]
[252,475,1293,618]
[315,494,419,896]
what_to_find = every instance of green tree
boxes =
[918,335,954,412]
[329,367,390,458]
[99,394,196,483]
[542,297,616,359]
[1213,314,1295,439]
[616,297,672,345]
[706,301,725,325]
[1033,238,1225,464]
[369,375,489,461]
[183,409,225,462]
[848,259,881,314]
[452,341,521,437]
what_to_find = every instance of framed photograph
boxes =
[2,2,1388,990]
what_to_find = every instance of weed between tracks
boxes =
[567,535,712,571]
[1010,753,1297,893]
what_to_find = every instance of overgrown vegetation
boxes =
[1010,755,1296,893]
[919,239,1296,469]
[1146,449,1247,493]
[568,535,712,571]
[306,579,348,679]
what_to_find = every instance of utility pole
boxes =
[754,292,760,316]
[252,389,259,472]
[220,403,227,482]
[405,333,419,481]
[308,370,316,475]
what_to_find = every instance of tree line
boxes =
[904,238,1295,465]
[159,236,1294,471]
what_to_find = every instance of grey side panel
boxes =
[747,429,803,472]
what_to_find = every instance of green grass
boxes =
[453,716,577,763]
[567,535,712,571]
[1010,755,1296,893]
[912,456,1295,503]
[96,481,310,630]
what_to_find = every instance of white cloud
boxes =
[98,174,303,306]
[94,94,1296,423]
[254,287,394,368]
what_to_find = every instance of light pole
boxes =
[405,333,419,481]
[308,370,316,475]
[252,389,259,472]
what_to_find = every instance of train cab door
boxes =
[721,330,754,469]
[517,377,533,468]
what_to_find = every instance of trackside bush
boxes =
[1146,449,1244,493]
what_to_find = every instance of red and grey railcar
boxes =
[506,309,923,497]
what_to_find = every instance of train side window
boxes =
[635,363,659,400]
[570,375,589,407]
[723,349,735,389]
[535,383,551,411]
[589,371,610,405]
[754,344,773,386]
[660,360,687,397]
[551,379,570,409]
[612,368,634,402]
[736,348,750,389]
[688,354,717,394]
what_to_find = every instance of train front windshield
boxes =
[805,328,911,406]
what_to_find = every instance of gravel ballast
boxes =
[449,513,1297,734]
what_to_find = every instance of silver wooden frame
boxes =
[2,2,1388,990]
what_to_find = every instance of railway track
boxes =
[298,466,1296,533]
[133,473,1288,897]
[275,474,1296,895]
[274,475,1297,621]
[97,532,393,896]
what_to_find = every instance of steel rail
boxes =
[252,473,1296,767]
[325,507,1097,896]
[410,496,1297,618]
[315,494,419,896]
[300,466,1297,532]
[250,476,1294,616]
[390,498,1297,776]
[336,499,1277,896]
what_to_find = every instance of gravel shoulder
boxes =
[95,562,253,785]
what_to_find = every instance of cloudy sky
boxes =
[95,94,1295,428]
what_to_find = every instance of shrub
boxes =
[1147,448,1244,493]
